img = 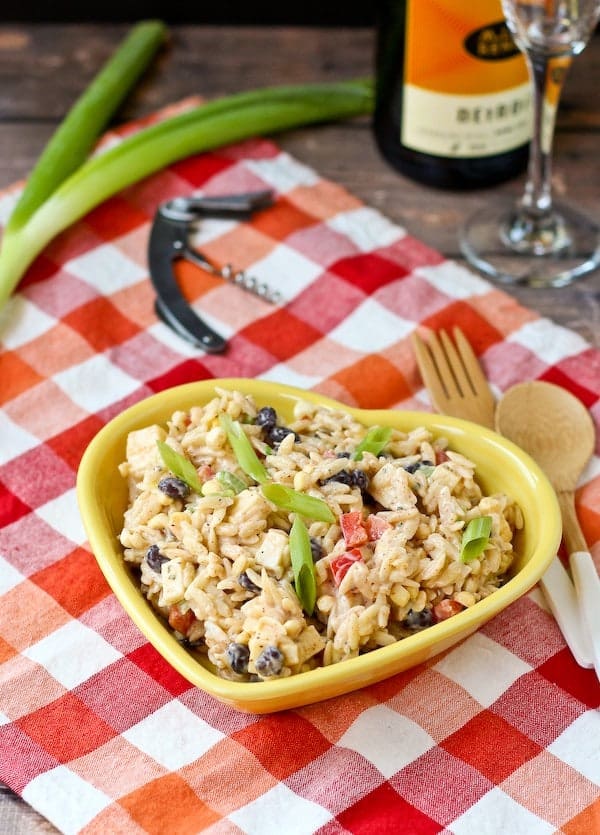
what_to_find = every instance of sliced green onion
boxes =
[8,21,166,233]
[216,470,248,495]
[417,465,435,478]
[289,517,317,615]
[0,78,373,310]
[219,414,269,484]
[460,516,493,563]
[261,483,335,523]
[156,440,204,493]
[352,426,393,461]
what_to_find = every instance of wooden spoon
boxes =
[496,381,599,678]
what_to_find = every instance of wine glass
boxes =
[461,1,600,287]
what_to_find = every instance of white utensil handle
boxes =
[569,551,600,681]
[539,556,593,669]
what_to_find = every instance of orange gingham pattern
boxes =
[0,106,599,835]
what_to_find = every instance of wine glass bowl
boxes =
[461,1,600,287]
[506,1,598,56]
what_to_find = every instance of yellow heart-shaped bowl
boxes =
[77,379,560,713]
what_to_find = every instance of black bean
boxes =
[238,571,260,593]
[402,608,434,630]
[256,406,277,430]
[351,470,369,491]
[363,493,383,510]
[255,645,284,677]
[310,537,323,562]
[145,544,169,573]
[403,462,421,474]
[404,460,435,474]
[226,642,250,674]
[267,426,298,446]
[321,469,353,487]
[321,469,368,491]
[158,476,190,499]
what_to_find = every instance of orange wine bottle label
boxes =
[402,0,532,157]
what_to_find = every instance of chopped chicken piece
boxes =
[255,529,290,578]
[125,425,166,482]
[159,558,186,606]
[369,462,418,511]
[228,488,272,525]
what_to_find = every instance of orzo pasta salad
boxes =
[119,388,522,681]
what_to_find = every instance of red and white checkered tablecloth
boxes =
[1,104,599,835]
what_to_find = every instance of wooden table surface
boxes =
[1,22,599,834]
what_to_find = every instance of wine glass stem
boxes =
[520,52,568,217]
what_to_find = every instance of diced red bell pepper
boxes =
[433,599,464,622]
[168,605,196,636]
[198,464,216,481]
[330,548,363,586]
[435,449,449,465]
[340,511,368,547]
[365,514,390,541]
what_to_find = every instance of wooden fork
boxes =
[411,327,496,429]
[411,325,595,670]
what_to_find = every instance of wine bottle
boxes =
[374,0,532,189]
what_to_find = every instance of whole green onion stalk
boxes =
[0,18,374,310]
[8,21,167,232]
